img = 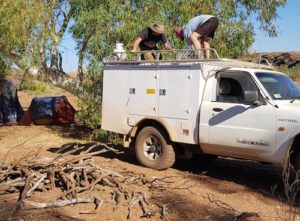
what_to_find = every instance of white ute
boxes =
[101,49,300,170]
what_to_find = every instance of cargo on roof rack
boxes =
[103,48,273,70]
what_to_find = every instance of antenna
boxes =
[258,43,262,69]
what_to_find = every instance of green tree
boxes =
[0,0,74,82]
[47,1,74,76]
[70,0,131,82]
[69,0,286,132]
[0,0,45,71]
[32,0,75,81]
[71,0,287,68]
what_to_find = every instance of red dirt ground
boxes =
[0,79,299,221]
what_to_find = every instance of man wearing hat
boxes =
[175,15,219,59]
[131,22,172,60]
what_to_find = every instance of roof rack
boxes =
[104,48,273,70]
[211,58,274,70]
[105,48,220,62]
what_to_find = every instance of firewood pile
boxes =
[261,52,300,68]
[0,143,179,219]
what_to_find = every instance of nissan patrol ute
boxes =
[101,49,300,171]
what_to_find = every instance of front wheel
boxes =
[135,126,175,170]
[293,150,300,171]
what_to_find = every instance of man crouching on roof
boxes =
[175,15,219,59]
[130,22,173,61]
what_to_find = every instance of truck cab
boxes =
[101,50,300,171]
[200,68,300,165]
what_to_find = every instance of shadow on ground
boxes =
[47,124,93,140]
[174,157,283,196]
[150,191,261,221]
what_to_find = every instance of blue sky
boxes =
[60,0,300,73]
[59,30,78,73]
[251,0,300,52]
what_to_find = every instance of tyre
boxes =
[135,126,175,170]
[293,150,300,171]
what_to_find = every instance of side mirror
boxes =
[243,90,259,105]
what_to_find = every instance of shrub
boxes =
[278,64,300,80]
[0,58,8,79]
[73,68,121,145]
[18,73,47,93]
[281,154,300,221]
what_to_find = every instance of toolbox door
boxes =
[127,67,157,116]
[158,67,190,119]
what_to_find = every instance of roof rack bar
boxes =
[107,48,220,63]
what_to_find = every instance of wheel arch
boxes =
[129,118,177,142]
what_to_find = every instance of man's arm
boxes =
[130,37,142,52]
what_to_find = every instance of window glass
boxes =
[216,71,259,103]
[256,72,300,100]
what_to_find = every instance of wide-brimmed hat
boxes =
[150,22,165,34]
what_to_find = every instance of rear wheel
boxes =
[135,126,175,170]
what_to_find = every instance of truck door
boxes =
[207,71,277,157]
[158,67,190,119]
[127,67,157,116]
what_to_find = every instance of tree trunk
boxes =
[50,47,59,72]
[77,31,94,84]
[38,39,49,81]
[59,52,64,73]
[49,46,65,84]
[77,49,85,83]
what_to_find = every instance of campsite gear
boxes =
[30,97,57,125]
[19,96,75,125]
[113,43,126,61]
[0,79,24,124]
[149,22,165,34]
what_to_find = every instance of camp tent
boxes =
[19,96,76,125]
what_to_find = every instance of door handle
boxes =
[159,89,166,96]
[212,108,223,112]
[129,88,135,94]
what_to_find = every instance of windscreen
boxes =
[256,72,300,100]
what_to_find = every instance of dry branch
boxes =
[127,193,151,219]
[24,197,113,208]
[27,174,47,196]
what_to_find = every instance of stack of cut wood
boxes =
[0,143,178,220]
[261,52,300,68]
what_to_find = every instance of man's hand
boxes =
[163,42,173,51]
[130,48,137,53]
